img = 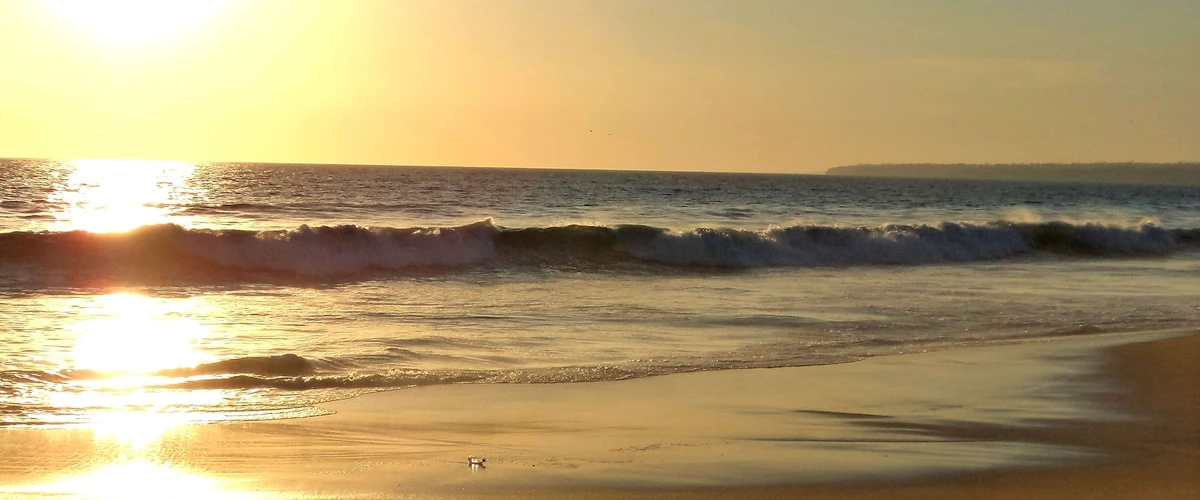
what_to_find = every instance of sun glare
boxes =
[91,410,192,451]
[45,0,230,45]
[68,293,211,375]
[2,294,266,500]
[50,159,196,233]
[44,292,226,432]
[10,460,265,500]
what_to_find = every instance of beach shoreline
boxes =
[2,330,1197,499]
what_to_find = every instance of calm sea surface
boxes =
[1,158,1197,425]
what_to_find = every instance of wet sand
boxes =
[1,330,1196,499]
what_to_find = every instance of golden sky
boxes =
[0,0,1197,173]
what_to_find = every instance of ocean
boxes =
[1,158,1197,427]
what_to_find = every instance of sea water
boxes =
[0,158,1197,426]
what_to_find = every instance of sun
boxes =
[45,0,230,45]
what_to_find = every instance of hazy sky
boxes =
[0,0,1197,172]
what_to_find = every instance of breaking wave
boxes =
[161,370,487,391]
[0,220,1195,280]
[157,354,319,377]
[158,361,721,391]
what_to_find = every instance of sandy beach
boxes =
[2,330,1197,499]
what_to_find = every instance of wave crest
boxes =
[0,220,1193,280]
[158,354,318,377]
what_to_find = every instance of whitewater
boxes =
[1,158,1197,426]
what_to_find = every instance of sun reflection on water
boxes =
[49,159,197,233]
[11,460,266,500]
[29,293,213,419]
[1,291,272,499]
[67,293,212,374]
[4,160,291,499]
[21,291,324,428]
[10,162,286,498]
[43,293,227,423]
[2,403,277,500]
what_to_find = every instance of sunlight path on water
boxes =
[67,293,213,373]
[0,290,279,498]
[1,419,269,500]
[24,291,308,425]
[48,159,198,233]
[10,460,267,500]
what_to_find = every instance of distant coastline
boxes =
[826,163,1200,186]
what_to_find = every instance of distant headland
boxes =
[826,163,1200,186]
